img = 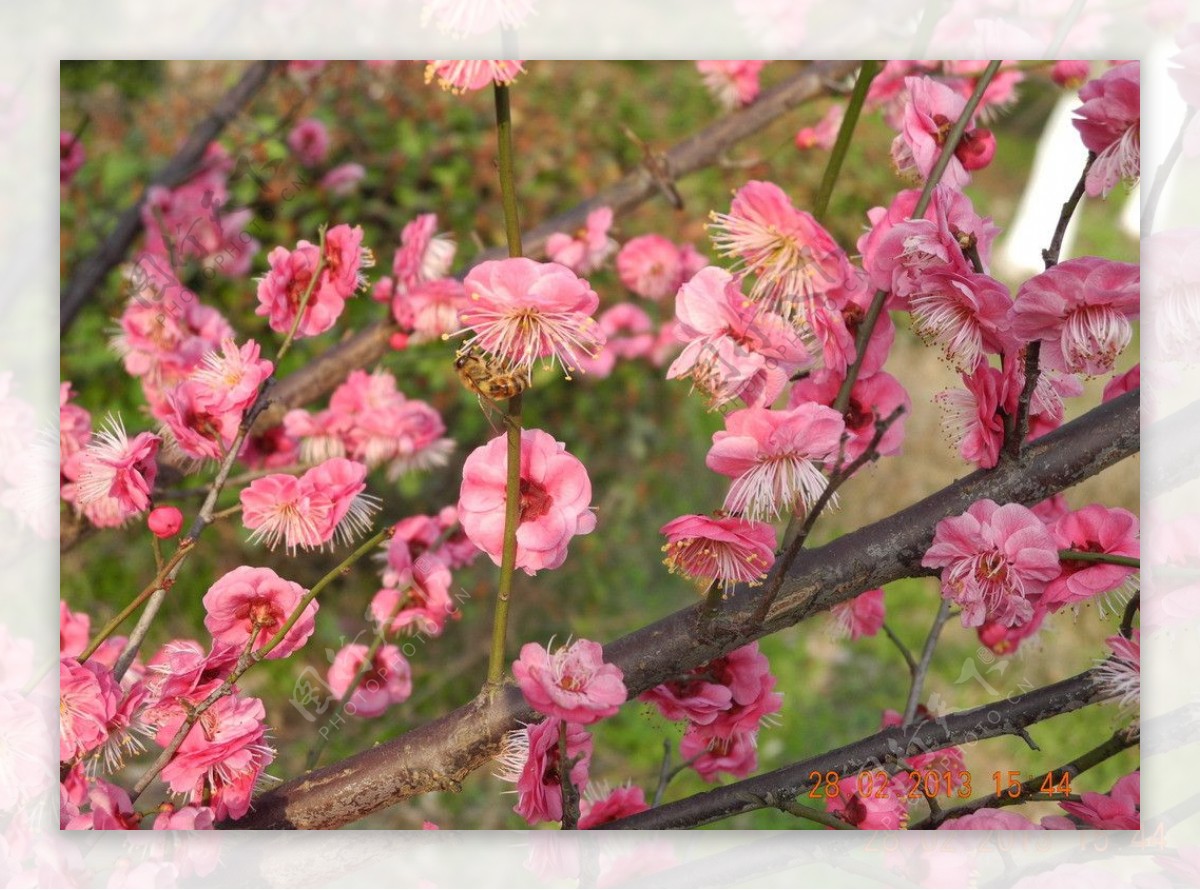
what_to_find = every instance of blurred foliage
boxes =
[61,61,1138,830]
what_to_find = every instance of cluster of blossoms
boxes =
[939,771,1139,830]
[377,212,463,345]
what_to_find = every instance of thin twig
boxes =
[881,622,917,676]
[559,721,581,830]
[777,798,859,830]
[1120,592,1141,639]
[902,599,952,727]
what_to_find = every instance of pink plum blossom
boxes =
[392,213,456,293]
[320,161,365,194]
[73,416,160,518]
[400,278,468,343]
[978,605,1047,656]
[1073,61,1140,197]
[707,403,845,521]
[513,639,626,724]
[495,717,591,825]
[370,555,457,637]
[922,499,1061,628]
[1052,61,1092,89]
[616,234,685,301]
[1042,505,1139,612]
[327,643,413,718]
[891,75,995,189]
[575,302,656,377]
[458,428,596,574]
[681,727,759,782]
[60,602,90,657]
[829,588,886,640]
[696,60,766,108]
[546,207,617,275]
[153,805,216,830]
[1011,256,1140,377]
[1060,772,1139,829]
[62,776,141,830]
[578,785,649,828]
[59,658,120,762]
[240,473,330,552]
[202,566,316,659]
[660,513,777,591]
[789,369,910,465]
[1096,630,1140,709]
[826,773,910,829]
[804,274,894,379]
[425,60,524,93]
[188,336,273,418]
[287,118,330,167]
[795,103,844,150]
[256,225,371,338]
[60,381,91,465]
[61,131,85,184]
[907,270,1015,371]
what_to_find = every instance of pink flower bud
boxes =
[147,506,183,538]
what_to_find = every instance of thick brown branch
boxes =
[226,389,1137,830]
[61,61,281,333]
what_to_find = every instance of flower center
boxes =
[974,551,1009,585]
[559,674,584,692]
[518,478,553,523]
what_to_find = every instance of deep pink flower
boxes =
[939,808,1044,830]
[73,416,160,517]
[891,75,994,189]
[616,234,685,301]
[148,506,184,538]
[1073,61,1140,197]
[1096,630,1140,709]
[256,226,370,339]
[153,804,216,830]
[1103,364,1140,401]
[546,207,617,275]
[708,180,852,318]
[934,361,1017,470]
[370,554,457,637]
[829,588,885,640]
[61,131,85,184]
[320,162,365,195]
[513,639,626,724]
[1011,256,1140,376]
[578,785,649,829]
[707,403,845,521]
[327,643,413,718]
[795,103,844,150]
[660,513,777,591]
[188,336,273,418]
[287,118,330,167]
[495,717,591,825]
[60,658,120,762]
[696,60,766,108]
[804,273,894,379]
[202,566,316,659]
[1060,771,1139,829]
[681,727,758,782]
[827,772,910,829]
[141,639,240,730]
[63,776,141,831]
[907,270,1015,371]
[458,428,596,574]
[158,693,274,821]
[667,266,812,409]
[922,499,1061,628]
[392,213,456,293]
[1042,505,1139,612]
[977,605,1047,655]
[456,257,604,376]
[60,601,90,657]
[789,369,910,465]
[425,60,524,93]
[160,379,240,462]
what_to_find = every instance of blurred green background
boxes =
[61,61,1139,829]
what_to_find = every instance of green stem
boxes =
[811,61,879,223]
[1059,549,1140,568]
[487,394,524,687]
[493,83,523,259]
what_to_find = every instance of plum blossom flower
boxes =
[202,566,316,659]
[494,717,592,825]
[891,75,995,189]
[1011,256,1140,377]
[188,336,273,418]
[1096,630,1139,710]
[907,270,1015,372]
[546,207,617,275]
[934,362,1015,469]
[392,213,456,293]
[327,643,413,718]
[1052,61,1092,89]
[513,639,626,724]
[696,60,766,109]
[922,499,1061,628]
[829,588,886,640]
[370,555,457,637]
[575,302,656,377]
[425,60,524,93]
[458,428,596,574]
[978,605,1047,656]
[1042,505,1139,612]
[240,458,378,553]
[826,772,910,829]
[578,785,649,828]
[60,602,90,657]
[255,225,372,338]
[681,727,759,782]
[706,403,845,521]
[708,180,852,318]
[1060,771,1139,829]
[789,369,910,465]
[667,266,812,409]
[660,513,776,591]
[616,234,685,301]
[287,118,330,167]
[153,805,216,830]
[456,257,604,376]
[60,658,120,762]
[1073,61,1140,197]
[62,775,141,830]
[320,162,365,195]
[72,416,160,519]
[148,505,184,538]
[61,131,85,184]
[795,103,844,150]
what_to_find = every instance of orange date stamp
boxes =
[806,769,1076,800]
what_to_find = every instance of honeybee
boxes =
[454,348,530,402]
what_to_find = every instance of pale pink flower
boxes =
[61,131,85,184]
[616,234,684,301]
[977,605,1047,656]
[60,658,120,762]
[1096,630,1140,709]
[578,785,649,829]
[696,60,766,109]
[681,727,758,782]
[575,302,655,377]
[1103,364,1140,401]
[660,513,776,590]
[939,809,1044,830]
[188,336,273,418]
[891,75,995,189]
[425,60,524,93]
[202,566,316,659]
[60,601,90,657]
[789,369,910,465]
[287,118,330,167]
[401,278,468,343]
[494,717,591,825]
[826,773,909,829]
[546,207,617,275]
[707,403,845,521]
[392,213,456,293]
[327,643,413,718]
[513,639,626,724]
[63,776,141,830]
[708,180,852,318]
[153,805,216,830]
[309,457,382,544]
[922,499,1061,628]
[1042,505,1139,612]
[157,692,274,821]
[907,270,1015,371]
[795,103,844,150]
[1052,61,1092,89]
[458,428,597,574]
[73,416,160,518]
[1060,771,1139,829]
[829,588,886,640]
[667,266,812,409]
[456,257,604,376]
[370,555,457,637]
[1073,61,1140,197]
[240,473,331,552]
[1011,256,1140,377]
[320,162,365,195]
